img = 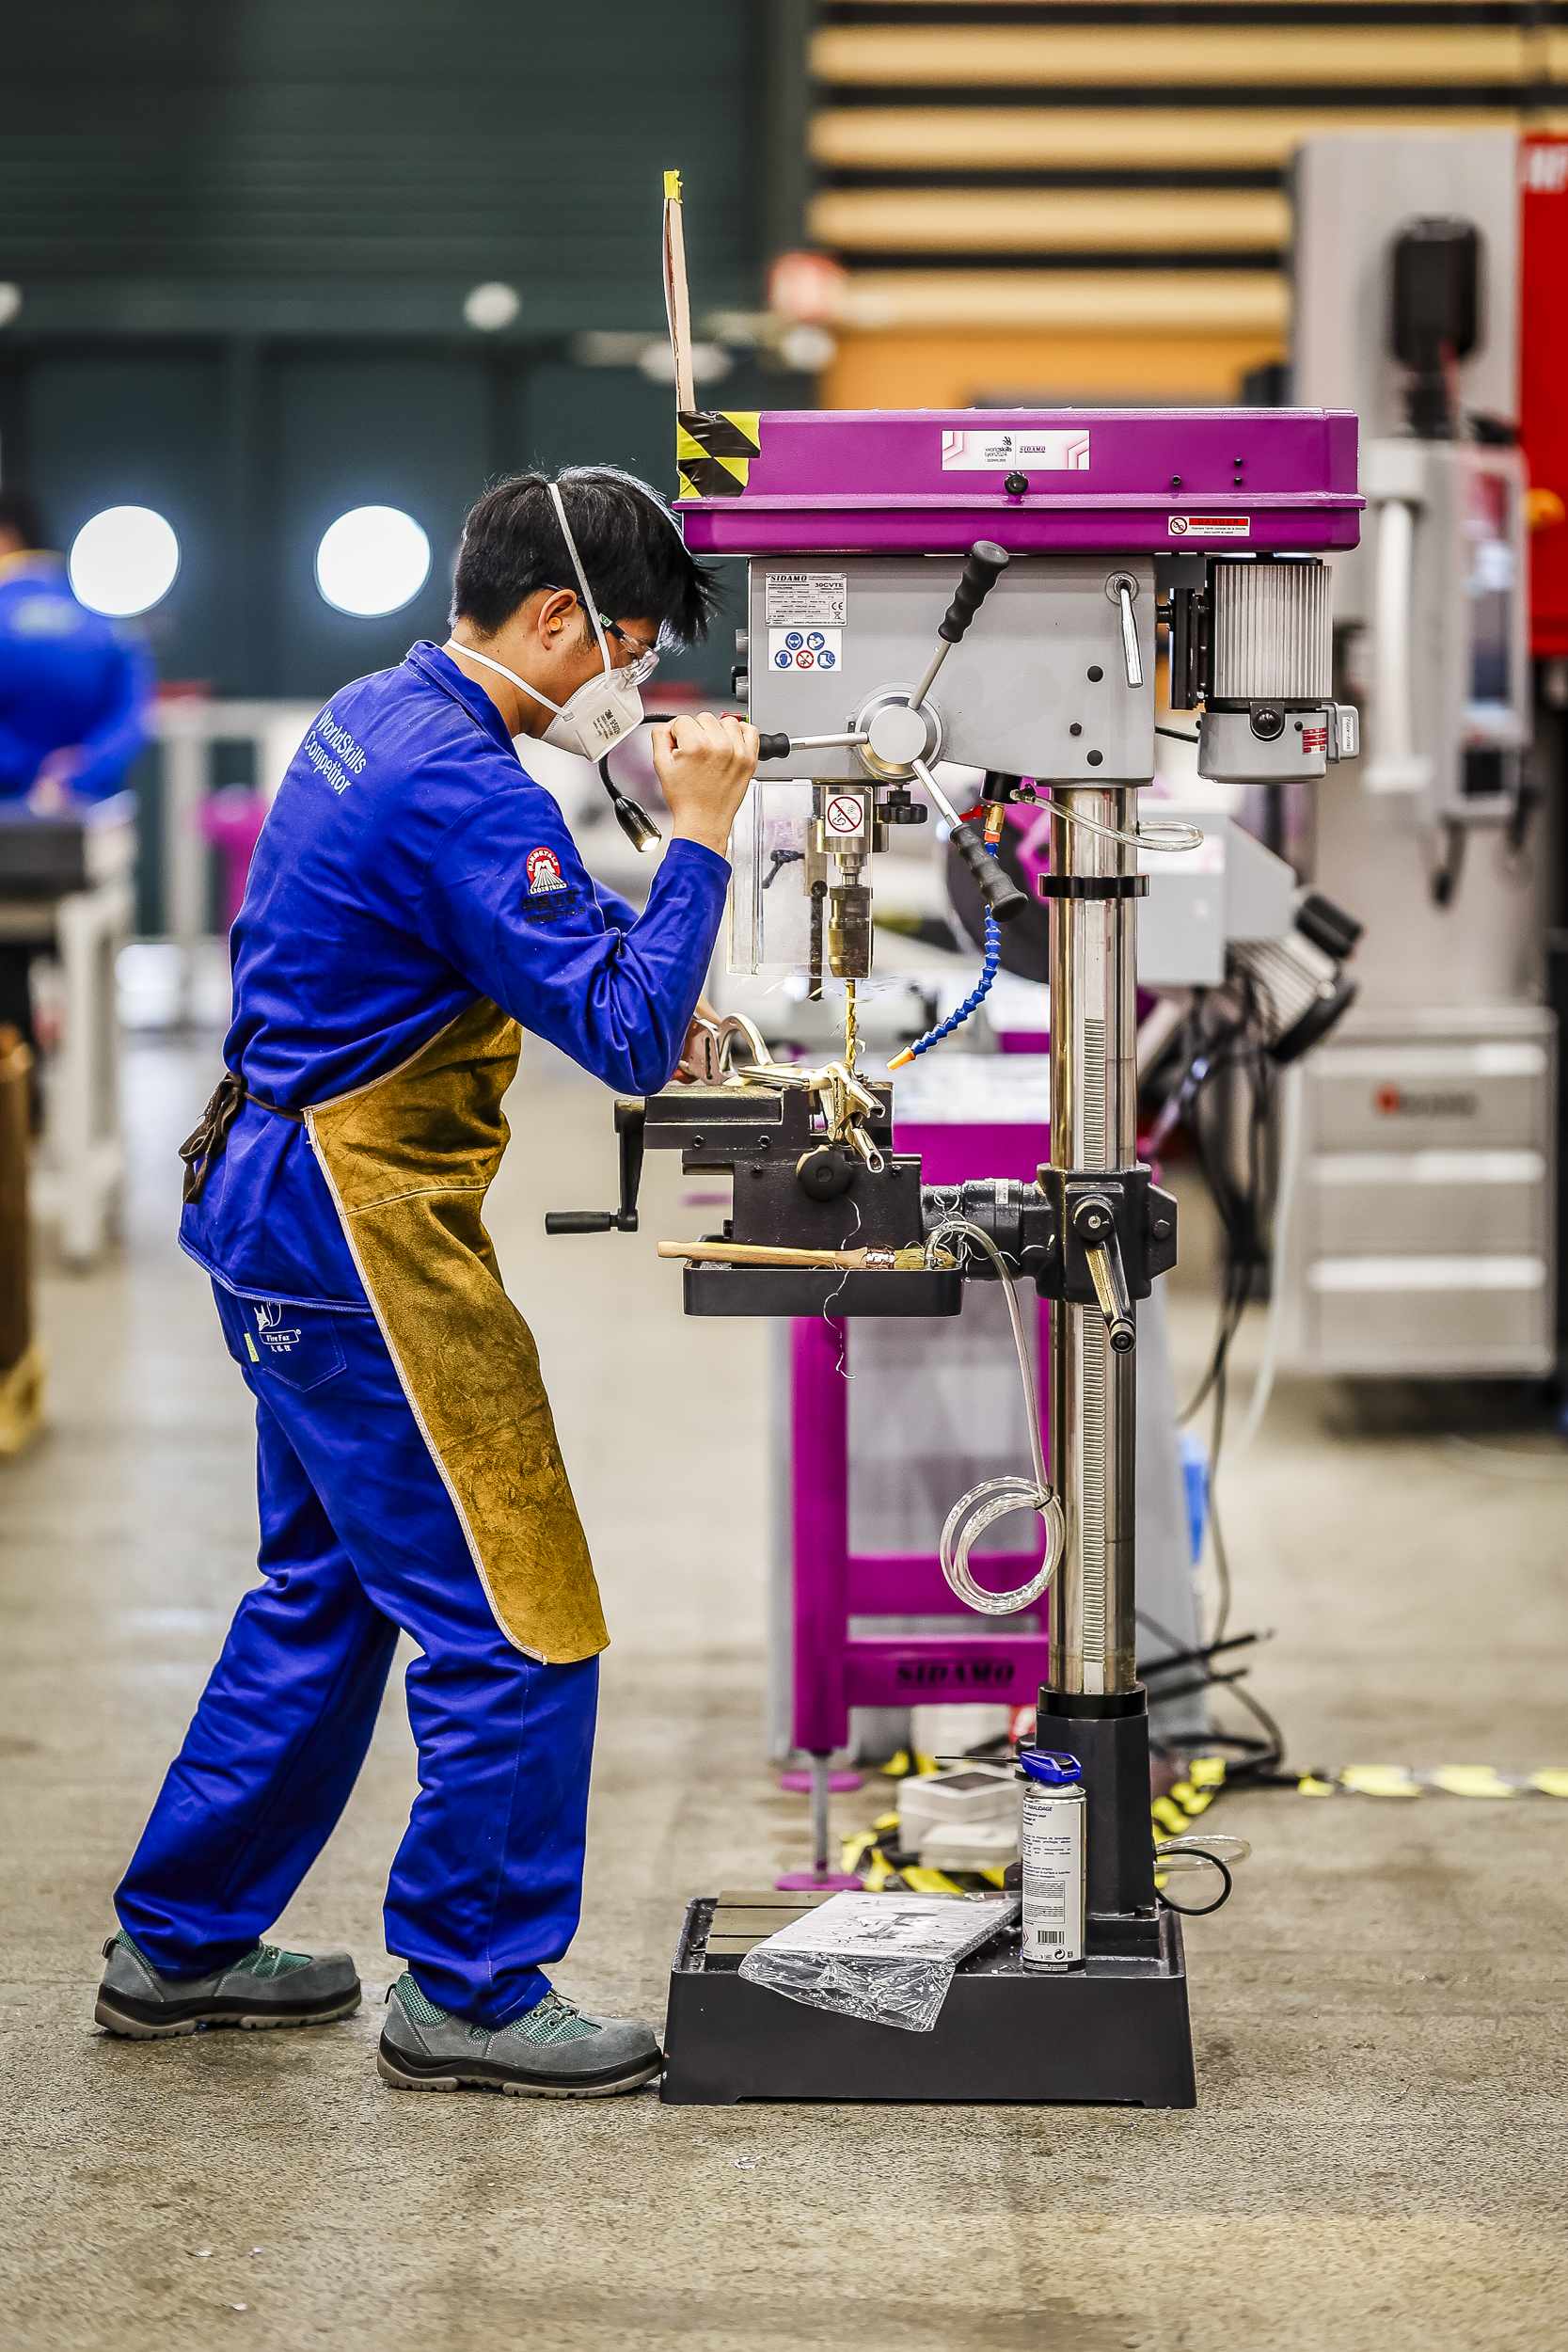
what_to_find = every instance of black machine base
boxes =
[682,1263,963,1318]
[660,1899,1196,2106]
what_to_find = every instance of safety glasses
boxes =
[546,587,662,685]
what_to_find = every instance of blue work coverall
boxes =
[115,643,728,2025]
[0,553,151,800]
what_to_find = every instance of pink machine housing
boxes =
[675,405,1360,558]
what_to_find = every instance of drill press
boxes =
[552,402,1361,2102]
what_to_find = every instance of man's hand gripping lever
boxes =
[545,1100,645,1235]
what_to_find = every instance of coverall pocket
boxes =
[235,1299,346,1393]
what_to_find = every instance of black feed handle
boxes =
[939,540,1010,645]
[756,731,791,762]
[950,819,1028,925]
[546,1099,646,1235]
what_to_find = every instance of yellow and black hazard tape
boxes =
[839,1813,1008,1897]
[677,408,761,500]
[1151,1753,1227,1843]
[1298,1765,1568,1799]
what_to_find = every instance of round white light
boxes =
[0,284,21,329]
[464,281,520,332]
[314,506,431,618]
[68,505,180,616]
[638,339,732,387]
[780,323,836,373]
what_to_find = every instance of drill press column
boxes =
[1048,785,1139,1700]
[1041,784,1156,1919]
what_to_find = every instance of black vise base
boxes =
[661,1900,1196,2106]
[730,1152,925,1253]
[682,1264,962,1319]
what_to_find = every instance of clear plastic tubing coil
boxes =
[923,1216,1066,1615]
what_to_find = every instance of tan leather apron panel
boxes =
[306,996,607,1666]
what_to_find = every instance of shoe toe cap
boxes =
[574,2013,662,2069]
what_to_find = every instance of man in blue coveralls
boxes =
[0,488,152,1089]
[95,467,758,2099]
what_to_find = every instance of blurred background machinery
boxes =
[1289,127,1567,1378]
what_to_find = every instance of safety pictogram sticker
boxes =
[1169,514,1251,539]
[825,793,867,837]
[768,627,841,673]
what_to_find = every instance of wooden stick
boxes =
[658,1240,938,1272]
[661,170,696,414]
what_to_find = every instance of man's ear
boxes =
[535,586,578,646]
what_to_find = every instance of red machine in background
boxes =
[1519,135,1568,663]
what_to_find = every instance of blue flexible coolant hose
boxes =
[895,909,1001,1065]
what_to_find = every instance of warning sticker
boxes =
[1169,514,1251,539]
[824,793,868,838]
[768,627,841,674]
[766,573,847,628]
[941,427,1089,471]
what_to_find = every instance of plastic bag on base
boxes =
[736,1890,1019,2033]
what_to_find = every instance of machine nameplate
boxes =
[765,573,847,628]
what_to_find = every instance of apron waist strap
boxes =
[180,1072,305,1206]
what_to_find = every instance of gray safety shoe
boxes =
[377,1974,663,2098]
[95,1930,361,2039]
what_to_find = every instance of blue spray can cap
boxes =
[1019,1748,1083,1787]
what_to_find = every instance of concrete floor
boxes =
[2,1034,1566,2352]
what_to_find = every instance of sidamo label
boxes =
[894,1657,1017,1690]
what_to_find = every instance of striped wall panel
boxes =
[806,1,1568,402]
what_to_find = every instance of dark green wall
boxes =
[0,0,767,334]
[0,1,815,699]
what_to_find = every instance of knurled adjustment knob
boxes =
[1004,470,1029,497]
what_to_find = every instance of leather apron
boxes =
[218,996,607,1666]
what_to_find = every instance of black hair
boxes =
[0,488,50,551]
[451,465,717,645]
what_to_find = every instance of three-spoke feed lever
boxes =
[753,542,1026,926]
[545,1098,646,1234]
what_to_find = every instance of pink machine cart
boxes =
[784,1071,1053,1887]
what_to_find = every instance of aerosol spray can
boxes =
[1018,1749,1086,1971]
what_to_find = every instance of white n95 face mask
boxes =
[445,479,656,761]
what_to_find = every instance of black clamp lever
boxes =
[545,1099,645,1233]
[1071,1194,1136,1354]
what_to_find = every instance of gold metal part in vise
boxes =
[680,1010,885,1172]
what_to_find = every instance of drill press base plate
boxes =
[660,1899,1196,2106]
[682,1264,963,1317]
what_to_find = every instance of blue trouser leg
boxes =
[116,1284,599,2028]
[115,1397,399,1975]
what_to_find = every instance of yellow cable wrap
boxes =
[676,409,762,500]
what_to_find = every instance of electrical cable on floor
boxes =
[1224,1057,1304,1463]
[1155,1848,1234,1916]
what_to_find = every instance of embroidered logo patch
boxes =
[253,1299,303,1355]
[527,846,567,894]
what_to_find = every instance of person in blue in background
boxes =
[0,486,153,1096]
[96,466,759,2102]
